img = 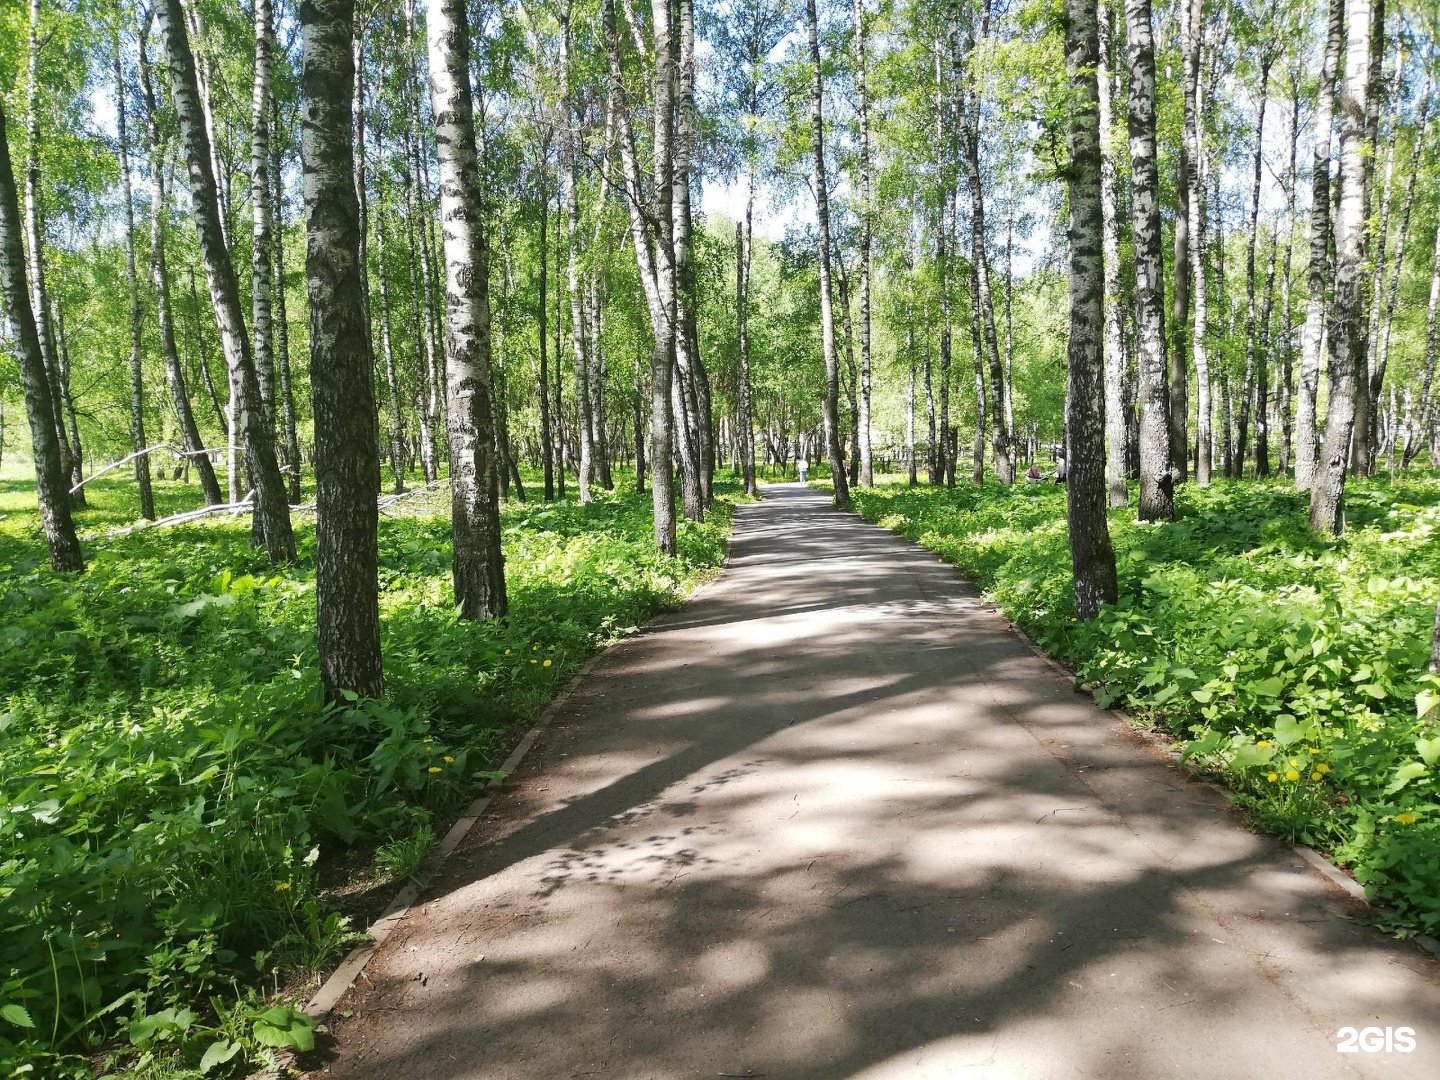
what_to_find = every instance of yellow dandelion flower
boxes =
[504,648,511,655]
[428,766,443,774]
[423,737,434,744]
[1288,758,1302,768]
[1257,740,1271,749]
[275,881,291,892]
[1308,747,1322,755]
[443,755,455,763]
[1284,768,1301,782]
[1266,771,1278,782]
[1316,763,1330,774]
[543,659,552,668]
[530,659,538,664]
[1396,812,1417,825]
[1310,771,1323,782]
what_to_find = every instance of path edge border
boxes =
[1000,617,1440,961]
[249,508,745,1079]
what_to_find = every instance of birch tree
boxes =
[1064,0,1118,620]
[1124,0,1174,520]
[157,0,294,563]
[807,0,850,510]
[299,0,384,700]
[1310,0,1375,533]
[0,98,82,572]
[427,0,508,616]
[1296,0,1344,490]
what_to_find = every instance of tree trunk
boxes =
[853,0,874,487]
[115,15,155,521]
[1170,138,1191,483]
[807,0,849,510]
[1277,72,1300,476]
[158,0,294,562]
[1065,0,1119,620]
[959,107,1013,484]
[1124,0,1174,520]
[1,97,83,571]
[1403,221,1440,468]
[138,16,223,506]
[1368,80,1429,467]
[426,0,508,616]
[1310,0,1374,534]
[26,0,81,506]
[536,148,554,499]
[273,93,302,502]
[1182,0,1212,485]
[559,12,594,504]
[736,218,757,496]
[252,0,277,440]
[604,0,674,549]
[1238,36,1274,477]
[1296,0,1344,490]
[375,208,407,493]
[299,0,383,701]
[1097,0,1126,506]
[970,263,986,485]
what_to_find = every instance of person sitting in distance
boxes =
[1024,464,1045,483]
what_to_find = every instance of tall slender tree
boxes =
[1097,0,1127,506]
[157,0,294,562]
[299,0,383,700]
[138,12,224,506]
[1310,0,1375,533]
[1296,0,1344,490]
[114,11,155,521]
[1064,0,1119,620]
[0,98,82,573]
[427,0,508,616]
[853,0,874,487]
[1124,0,1174,520]
[807,0,850,510]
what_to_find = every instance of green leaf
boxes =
[1228,742,1274,770]
[1190,688,1214,703]
[1357,684,1388,700]
[1150,683,1179,705]
[1,1004,35,1029]
[1384,762,1430,795]
[1416,689,1440,719]
[1250,676,1284,697]
[1180,728,1225,761]
[1417,737,1440,768]
[198,1039,243,1074]
[1272,716,1308,746]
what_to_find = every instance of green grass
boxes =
[852,473,1440,940]
[0,467,731,1077]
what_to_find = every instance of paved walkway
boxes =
[319,484,1440,1079]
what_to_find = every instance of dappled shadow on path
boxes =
[316,484,1440,1080]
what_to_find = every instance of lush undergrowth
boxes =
[851,475,1440,939]
[0,471,731,1077]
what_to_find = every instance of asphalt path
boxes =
[316,483,1440,1079]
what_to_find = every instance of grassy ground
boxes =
[0,466,732,1078]
[849,474,1440,941]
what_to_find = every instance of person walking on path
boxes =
[797,457,809,483]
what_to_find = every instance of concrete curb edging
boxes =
[251,517,741,1076]
[1002,598,1440,962]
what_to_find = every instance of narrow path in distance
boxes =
[317,483,1440,1079]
